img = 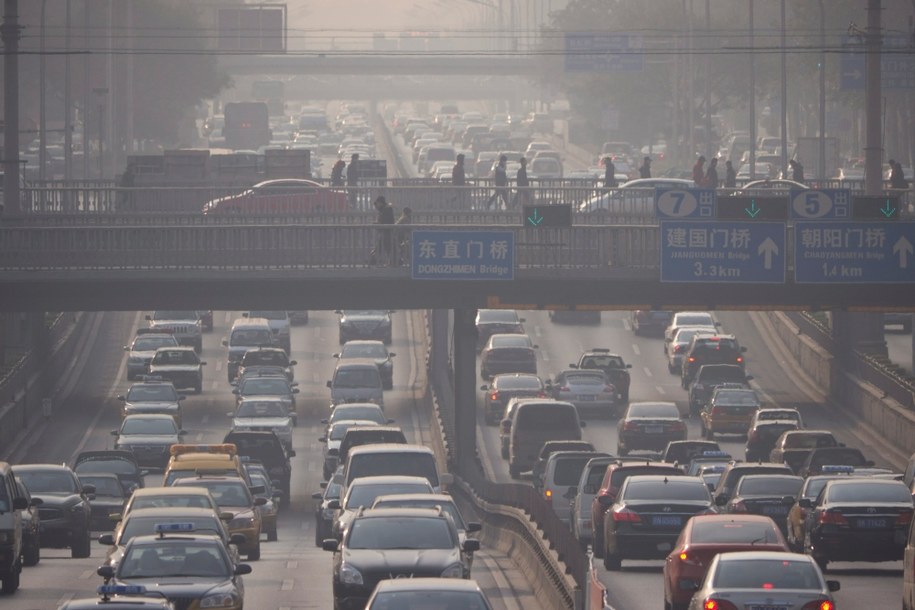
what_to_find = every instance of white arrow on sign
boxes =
[893,236,913,268]
[757,237,779,270]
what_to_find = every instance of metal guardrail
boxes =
[851,351,915,411]
[789,312,837,352]
[0,225,660,272]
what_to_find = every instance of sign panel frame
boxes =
[794,222,915,284]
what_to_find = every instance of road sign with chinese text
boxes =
[411,230,514,280]
[660,222,785,283]
[794,222,915,283]
[564,33,644,73]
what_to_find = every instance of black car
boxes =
[480,373,545,425]
[680,334,747,389]
[12,464,93,558]
[721,474,804,534]
[13,477,41,567]
[687,364,753,415]
[334,340,395,390]
[336,309,394,345]
[802,478,914,570]
[72,451,145,495]
[118,379,185,428]
[76,473,127,531]
[601,475,715,570]
[223,430,294,506]
[745,419,799,462]
[661,440,721,467]
[797,446,874,478]
[571,348,632,403]
[617,402,686,456]
[323,507,478,610]
[147,347,206,393]
[474,309,525,351]
[237,347,296,382]
[712,462,794,506]
[312,475,344,547]
[629,310,673,336]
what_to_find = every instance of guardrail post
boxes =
[453,307,477,476]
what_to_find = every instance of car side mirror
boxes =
[463,539,481,553]
[110,429,119,436]
[293,388,300,394]
[178,430,187,436]
[387,418,395,424]
[827,580,840,592]
[289,360,297,365]
[312,491,323,500]
[288,450,296,457]
[466,522,482,534]
[782,495,795,505]
[178,395,186,401]
[597,495,613,506]
[745,375,754,381]
[97,533,115,546]
[200,361,207,366]
[320,482,328,489]
[235,564,253,576]
[28,497,42,507]
[123,345,129,351]
[327,448,338,456]
[318,436,327,442]
[715,495,729,506]
[580,421,587,428]
[232,389,239,395]
[565,486,578,499]
[254,497,268,506]
[221,339,228,346]
[326,381,332,388]
[221,512,235,522]
[117,395,126,402]
[144,315,152,321]
[866,460,875,467]
[568,364,578,369]
[480,385,488,391]
[798,498,812,509]
[81,484,96,495]
[327,499,341,510]
[322,539,339,552]
[11,497,28,510]
[97,565,115,580]
[389,353,396,357]
[109,513,122,522]
[626,364,632,369]
[332,353,340,359]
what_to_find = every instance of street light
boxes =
[93,87,107,179]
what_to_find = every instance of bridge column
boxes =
[453,307,478,475]
[832,311,887,364]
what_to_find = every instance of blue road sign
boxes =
[660,222,785,283]
[794,222,915,283]
[411,230,514,280]
[564,33,644,73]
[655,188,716,219]
[789,189,851,220]
[841,35,915,91]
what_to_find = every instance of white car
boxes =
[666,326,717,374]
[663,311,719,352]
[577,178,693,214]
[231,397,294,450]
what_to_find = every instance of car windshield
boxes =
[237,401,288,418]
[341,343,388,358]
[344,310,386,317]
[120,516,221,545]
[714,558,821,590]
[564,372,605,385]
[152,350,197,365]
[0,483,7,512]
[329,421,369,441]
[334,368,380,388]
[74,459,137,475]
[494,376,541,390]
[758,410,799,421]
[373,499,466,529]
[231,329,273,346]
[675,313,715,327]
[248,311,286,320]
[827,482,911,503]
[691,520,781,544]
[477,310,519,324]
[673,328,707,343]
[348,454,438,487]
[133,336,177,351]
[183,481,250,507]
[131,494,214,511]
[580,355,624,369]
[623,480,710,501]
[126,385,179,402]
[628,404,679,418]
[736,477,803,496]
[330,406,385,424]
[78,476,124,498]
[153,311,197,321]
[784,433,835,449]
[122,418,176,435]
[370,590,488,609]
[348,517,453,549]
[15,470,78,494]
[119,543,229,579]
[345,483,432,509]
[585,463,612,489]
[490,335,531,348]
[552,457,593,486]
[699,368,745,383]
[240,379,289,395]
[714,391,759,405]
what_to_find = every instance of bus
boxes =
[223,102,271,150]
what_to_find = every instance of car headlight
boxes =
[440,563,464,578]
[0,530,11,544]
[199,592,238,608]
[229,516,255,529]
[339,563,363,585]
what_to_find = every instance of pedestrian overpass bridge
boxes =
[218,54,540,77]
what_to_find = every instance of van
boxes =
[327,359,384,407]
[508,399,585,479]
[0,462,27,593]
[343,444,453,493]
[541,451,608,524]
[338,426,407,464]
[223,317,276,382]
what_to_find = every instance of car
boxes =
[480,333,538,380]
[312,475,344,547]
[246,471,280,542]
[541,451,608,524]
[170,476,266,561]
[699,386,761,439]
[319,420,380,480]
[531,440,598,490]
[329,475,434,541]
[740,178,809,192]
[244,310,291,353]
[745,418,799,462]
[784,469,859,552]
[479,373,545,426]
[661,441,722,467]
[334,340,396,390]
[570,349,632,403]
[12,476,41,567]
[147,347,206,393]
[590,460,685,558]
[629,310,673,336]
[337,426,407,467]
[666,327,716,374]
[202,178,347,214]
[578,178,693,214]
[664,311,719,351]
[58,584,175,610]
[752,407,804,429]
[323,508,478,610]
[123,331,179,380]
[327,359,385,407]
[336,309,394,345]
[885,312,913,333]
[797,446,874,478]
[686,551,839,610]
[322,403,393,429]
[162,443,248,487]
[342,444,452,493]
[118,486,220,520]
[720,474,803,533]
[663,515,790,610]
[77,473,127,531]
[73,450,145,495]
[802,478,913,570]
[230,398,294,451]
[569,456,616,547]
[232,373,299,420]
[506,399,585,479]
[117,379,185,428]
[712,461,795,506]
[98,506,237,571]
[687,365,753,416]
[617,401,686,456]
[12,464,93,558]
[680,334,747,388]
[196,310,213,332]
[768,430,840,473]
[236,347,296,382]
[601,475,715,570]
[474,309,525,351]
[223,430,294,507]
[223,317,278,381]
[547,369,618,417]
[112,415,185,469]
[96,527,252,610]
[0,463,27,593]
[145,311,203,353]
[364,578,493,610]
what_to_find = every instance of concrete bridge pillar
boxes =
[453,307,478,475]
[831,311,887,364]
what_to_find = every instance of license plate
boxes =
[652,515,681,527]
[857,518,887,529]
[761,505,788,515]
[749,606,787,610]
[645,425,664,434]
[578,395,595,401]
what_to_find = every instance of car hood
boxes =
[30,492,84,507]
[118,433,179,444]
[344,547,461,572]
[124,401,180,412]
[149,364,199,372]
[128,350,159,359]
[115,578,231,596]
[149,320,196,328]
[233,417,291,428]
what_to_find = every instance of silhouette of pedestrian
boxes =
[484,155,509,210]
[889,160,909,189]
[512,157,531,208]
[346,153,360,209]
[370,195,396,266]
[331,160,346,186]
[789,159,804,183]
[705,158,719,189]
[639,156,651,179]
[603,157,618,188]
[724,160,737,188]
[692,156,707,187]
[451,153,467,209]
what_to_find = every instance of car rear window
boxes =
[784,433,835,449]
[714,391,758,405]
[478,310,520,324]
[348,454,439,487]
[810,449,867,467]
[516,406,578,430]
[348,517,453,550]
[610,466,681,488]
[494,376,541,391]
[827,481,910,503]
[552,457,593,486]
[676,313,715,327]
[345,482,432,509]
[627,403,680,418]
[736,476,803,496]
[700,368,746,382]
[622,479,710,501]
[714,558,822,590]
[691,520,781,544]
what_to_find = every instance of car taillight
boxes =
[748,429,759,442]
[623,421,638,431]
[604,384,615,393]
[558,386,570,393]
[688,356,696,363]
[736,356,743,364]
[490,391,500,401]
[545,489,553,500]
[819,510,848,526]
[897,510,913,527]
[671,420,687,431]
[801,601,834,610]
[711,406,723,416]
[673,345,683,353]
[612,508,641,523]
[703,599,738,610]
[730,500,748,513]
[678,551,703,567]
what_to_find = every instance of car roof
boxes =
[546,451,606,463]
[373,578,484,593]
[131,487,211,497]
[688,513,780,526]
[13,463,75,473]
[348,443,433,456]
[373,493,455,504]
[348,475,432,487]
[172,476,246,485]
[123,413,176,422]
[715,550,813,562]
[357,507,447,519]
[126,533,223,548]
[125,506,221,519]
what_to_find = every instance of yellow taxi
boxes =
[162,444,247,486]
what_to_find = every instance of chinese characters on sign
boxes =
[411,230,514,280]
[794,222,915,283]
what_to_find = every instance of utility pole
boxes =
[2,0,21,216]
[818,0,826,180]
[749,0,756,178]
[39,0,47,182]
[864,0,883,195]
[779,0,788,178]
[687,0,695,161]
[64,0,72,182]
[705,0,712,159]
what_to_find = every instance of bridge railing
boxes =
[0,224,661,272]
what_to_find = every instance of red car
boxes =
[202,179,347,215]
[663,514,789,610]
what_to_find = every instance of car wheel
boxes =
[71,529,91,559]
[1,566,20,594]
[267,526,278,542]
[22,537,39,567]
[508,464,521,479]
[248,541,261,561]
[603,551,622,571]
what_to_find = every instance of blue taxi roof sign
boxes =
[700,464,727,473]
[821,465,855,473]
[98,584,148,596]
[701,451,731,458]
[154,522,195,534]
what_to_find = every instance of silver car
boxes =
[547,369,617,416]
[541,450,607,525]
[687,551,839,610]
[666,326,717,374]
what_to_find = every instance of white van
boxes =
[343,444,452,493]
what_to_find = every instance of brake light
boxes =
[545,489,552,500]
[489,391,500,402]
[736,356,743,364]
[703,600,738,610]
[623,421,638,431]
[819,510,848,526]
[801,601,834,610]
[730,500,748,513]
[897,510,913,527]
[604,385,615,393]
[612,508,641,523]
[678,551,703,567]
[671,420,687,431]
[688,356,696,363]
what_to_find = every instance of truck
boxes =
[224,102,271,150]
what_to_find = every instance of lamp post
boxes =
[64,0,72,181]
[779,0,788,178]
[93,87,107,179]
[38,0,46,182]
[818,0,825,180]
[748,0,756,179]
